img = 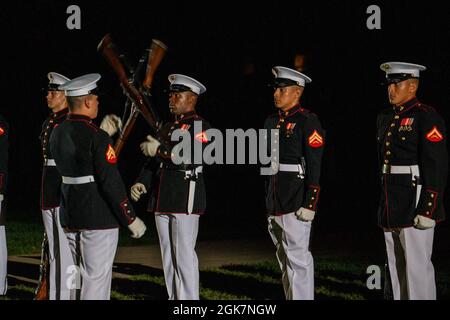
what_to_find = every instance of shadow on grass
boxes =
[113,263,164,277]
[220,264,280,279]
[200,269,284,300]
[7,261,40,282]
[315,274,383,300]
[214,263,384,300]
[4,260,448,300]
[111,263,167,300]
[111,278,167,300]
[1,261,385,300]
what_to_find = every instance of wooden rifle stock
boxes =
[143,39,168,89]
[98,34,167,156]
[97,34,129,85]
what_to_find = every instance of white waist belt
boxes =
[382,164,420,177]
[382,164,421,207]
[278,163,304,174]
[183,166,203,174]
[44,159,56,167]
[62,175,95,185]
[158,165,204,214]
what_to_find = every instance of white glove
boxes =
[100,114,122,137]
[130,183,147,202]
[128,217,147,239]
[413,215,436,230]
[140,135,161,157]
[295,207,315,222]
[0,194,3,201]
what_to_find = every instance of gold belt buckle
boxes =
[382,164,391,174]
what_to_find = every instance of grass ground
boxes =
[2,211,450,300]
[2,255,450,300]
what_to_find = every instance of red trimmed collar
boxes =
[393,97,420,115]
[278,104,301,118]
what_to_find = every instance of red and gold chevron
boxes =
[106,144,117,164]
[426,126,444,142]
[308,130,324,148]
[195,131,209,143]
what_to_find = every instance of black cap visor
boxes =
[166,84,197,95]
[269,78,299,88]
[46,83,63,91]
[383,73,418,85]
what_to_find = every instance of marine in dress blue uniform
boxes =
[40,72,74,300]
[377,62,448,300]
[264,66,325,300]
[131,74,210,300]
[50,74,147,300]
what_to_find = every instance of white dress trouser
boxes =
[42,208,73,300]
[268,212,314,300]
[65,228,119,300]
[384,227,436,300]
[0,225,7,295]
[155,213,200,300]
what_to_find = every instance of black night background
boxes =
[0,0,449,302]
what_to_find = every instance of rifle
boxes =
[34,233,49,300]
[97,34,168,157]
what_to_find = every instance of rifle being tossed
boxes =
[97,34,168,157]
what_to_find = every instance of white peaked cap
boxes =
[59,73,101,97]
[272,66,312,87]
[168,74,206,95]
[48,72,71,85]
[380,62,426,78]
[47,72,70,91]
